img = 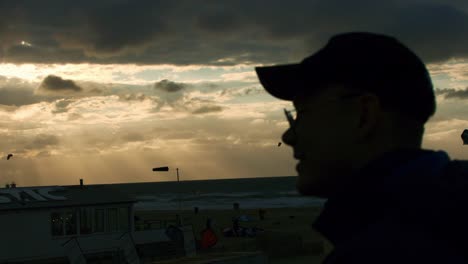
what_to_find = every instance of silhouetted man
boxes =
[256,32,468,263]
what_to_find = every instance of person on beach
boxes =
[200,218,218,250]
[256,32,468,263]
[232,216,241,236]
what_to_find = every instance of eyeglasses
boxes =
[284,93,363,128]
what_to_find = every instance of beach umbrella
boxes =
[200,228,218,249]
[462,129,468,145]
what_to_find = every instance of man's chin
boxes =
[296,176,328,198]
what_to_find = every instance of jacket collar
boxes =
[312,148,443,246]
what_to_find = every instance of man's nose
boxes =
[282,127,296,146]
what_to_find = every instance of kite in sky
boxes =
[462,129,468,145]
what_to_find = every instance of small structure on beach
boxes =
[0,184,196,263]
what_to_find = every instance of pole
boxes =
[177,168,181,213]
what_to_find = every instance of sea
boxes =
[104,176,327,211]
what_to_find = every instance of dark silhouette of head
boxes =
[256,32,435,198]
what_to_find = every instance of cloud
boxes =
[192,105,223,114]
[0,75,100,107]
[37,75,83,94]
[154,79,187,93]
[435,87,468,99]
[67,113,83,121]
[118,93,149,101]
[152,79,191,110]
[220,71,257,81]
[35,151,51,158]
[2,1,468,64]
[52,99,75,113]
[159,131,196,140]
[226,86,265,97]
[0,74,151,107]
[0,77,42,106]
[121,132,145,142]
[55,1,169,57]
[24,134,60,150]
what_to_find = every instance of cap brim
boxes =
[255,64,304,101]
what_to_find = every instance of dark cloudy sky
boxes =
[1,0,468,186]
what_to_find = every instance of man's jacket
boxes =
[312,148,468,263]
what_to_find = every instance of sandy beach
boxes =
[135,206,332,263]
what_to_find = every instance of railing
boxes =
[0,255,67,264]
[134,217,192,231]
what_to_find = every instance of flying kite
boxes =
[462,129,468,145]
[6,154,13,160]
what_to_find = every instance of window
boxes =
[64,210,77,235]
[107,208,118,232]
[52,207,130,236]
[51,212,64,236]
[80,208,93,234]
[51,210,77,237]
[95,209,105,232]
[119,207,129,231]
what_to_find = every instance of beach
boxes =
[104,176,330,263]
[134,206,332,264]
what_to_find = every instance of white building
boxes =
[0,184,195,263]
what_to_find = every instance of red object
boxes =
[200,228,218,249]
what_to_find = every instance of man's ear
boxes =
[356,94,382,141]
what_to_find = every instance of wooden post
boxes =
[177,168,181,212]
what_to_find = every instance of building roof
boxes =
[0,185,136,212]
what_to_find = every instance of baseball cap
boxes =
[255,32,436,123]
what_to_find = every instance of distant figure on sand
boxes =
[222,216,264,238]
[222,217,241,237]
[200,218,218,250]
[232,216,241,236]
[256,32,468,263]
[258,209,266,220]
